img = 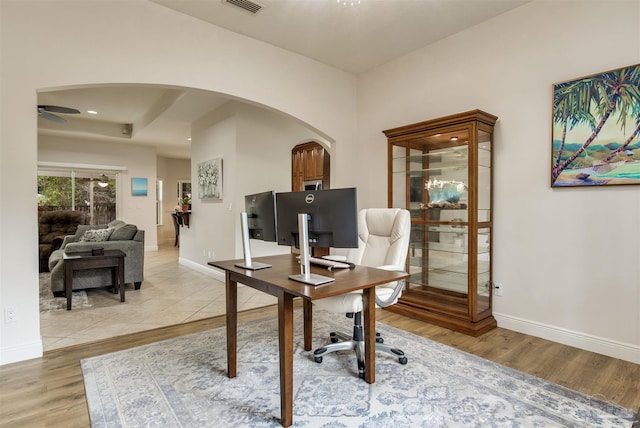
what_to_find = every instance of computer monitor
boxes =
[235,190,277,270]
[245,190,277,242]
[276,188,358,285]
[275,187,358,249]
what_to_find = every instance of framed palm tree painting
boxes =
[551,64,640,187]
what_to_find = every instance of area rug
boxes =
[39,272,91,312]
[81,310,635,427]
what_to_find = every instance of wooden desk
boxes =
[63,250,126,310]
[209,254,408,427]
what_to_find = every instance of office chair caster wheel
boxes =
[376,333,383,343]
[314,356,323,363]
[399,356,408,365]
[330,332,339,343]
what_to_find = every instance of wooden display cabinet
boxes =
[384,110,498,336]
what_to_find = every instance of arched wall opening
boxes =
[36,82,340,349]
[1,0,359,364]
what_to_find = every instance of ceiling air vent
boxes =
[224,0,263,14]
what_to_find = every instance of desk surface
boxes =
[209,254,408,301]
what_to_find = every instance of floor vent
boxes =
[224,0,263,14]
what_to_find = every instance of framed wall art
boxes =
[551,63,640,187]
[131,177,148,196]
[198,157,223,199]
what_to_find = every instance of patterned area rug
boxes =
[81,310,635,427]
[39,272,91,312]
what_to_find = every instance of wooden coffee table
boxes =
[63,250,126,310]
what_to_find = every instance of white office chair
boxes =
[313,208,411,378]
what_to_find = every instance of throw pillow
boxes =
[75,224,107,238]
[109,224,138,241]
[109,220,126,229]
[80,227,114,242]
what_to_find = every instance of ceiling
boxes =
[38,86,229,159]
[38,0,529,160]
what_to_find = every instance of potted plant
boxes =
[181,194,191,212]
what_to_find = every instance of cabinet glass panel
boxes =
[476,227,491,314]
[391,145,407,209]
[407,223,425,279]
[478,129,492,222]
[407,223,469,296]
[408,148,426,217]
[428,224,469,295]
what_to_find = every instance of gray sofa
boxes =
[48,220,145,295]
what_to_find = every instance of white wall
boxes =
[183,102,326,277]
[38,135,159,250]
[359,1,640,362]
[157,156,191,245]
[0,0,356,364]
[3,0,638,366]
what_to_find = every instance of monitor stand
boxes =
[235,212,271,270]
[289,213,334,285]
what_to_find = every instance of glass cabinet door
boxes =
[406,128,471,316]
[475,128,493,318]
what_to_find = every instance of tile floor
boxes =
[40,244,277,351]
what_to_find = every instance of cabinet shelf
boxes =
[385,109,498,336]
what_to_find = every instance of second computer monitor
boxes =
[275,187,358,249]
[244,190,277,242]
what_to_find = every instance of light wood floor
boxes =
[2,254,639,426]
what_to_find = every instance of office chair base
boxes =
[313,328,408,378]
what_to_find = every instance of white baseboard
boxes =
[179,257,225,283]
[0,339,43,365]
[495,312,640,364]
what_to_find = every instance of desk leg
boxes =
[303,299,313,351]
[363,287,375,384]
[118,257,125,302]
[278,291,294,427]
[65,261,73,310]
[226,272,237,379]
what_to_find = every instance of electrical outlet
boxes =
[493,282,503,297]
[4,306,17,323]
[202,249,206,257]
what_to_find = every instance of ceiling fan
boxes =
[37,105,80,123]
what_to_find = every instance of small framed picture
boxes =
[131,177,148,196]
[198,157,223,199]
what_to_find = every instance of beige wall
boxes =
[358,1,640,361]
[183,101,321,272]
[0,0,357,364]
[1,0,639,366]
[157,156,191,245]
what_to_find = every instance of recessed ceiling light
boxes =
[87,110,98,115]
[450,136,458,141]
[187,137,192,141]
